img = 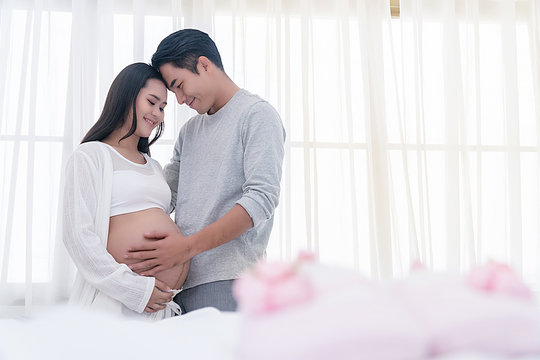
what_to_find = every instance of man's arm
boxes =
[126,204,253,275]
[162,129,184,213]
[126,100,285,275]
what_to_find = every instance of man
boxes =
[125,28,286,313]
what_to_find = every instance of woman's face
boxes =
[131,78,168,138]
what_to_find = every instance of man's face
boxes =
[159,61,214,115]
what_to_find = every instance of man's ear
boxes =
[198,56,211,72]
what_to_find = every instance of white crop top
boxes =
[103,143,171,217]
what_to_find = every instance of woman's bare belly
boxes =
[107,208,188,290]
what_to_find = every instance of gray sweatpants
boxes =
[174,280,238,314]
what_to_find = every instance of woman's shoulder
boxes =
[74,141,108,156]
[68,141,110,170]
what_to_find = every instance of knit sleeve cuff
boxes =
[237,196,268,228]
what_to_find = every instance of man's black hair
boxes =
[151,28,224,74]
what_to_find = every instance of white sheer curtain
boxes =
[387,0,540,284]
[1,0,539,316]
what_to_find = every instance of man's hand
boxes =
[125,230,193,276]
[144,279,173,313]
[127,205,252,277]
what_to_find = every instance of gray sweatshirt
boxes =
[164,89,286,289]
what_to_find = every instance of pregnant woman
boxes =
[62,62,189,320]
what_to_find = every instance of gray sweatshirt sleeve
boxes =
[163,129,183,213]
[236,102,286,227]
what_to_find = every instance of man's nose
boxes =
[175,91,185,105]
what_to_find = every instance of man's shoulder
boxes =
[181,113,205,131]
[236,90,279,117]
[237,89,267,107]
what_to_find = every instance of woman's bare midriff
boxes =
[107,207,189,290]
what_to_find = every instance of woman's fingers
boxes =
[140,265,165,277]
[145,279,175,313]
[145,303,166,313]
[145,306,156,313]
[158,291,174,303]
[154,291,173,303]
[153,280,174,301]
[128,260,158,273]
[145,300,168,313]
[151,303,167,310]
[154,279,171,292]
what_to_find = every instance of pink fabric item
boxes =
[394,272,540,357]
[232,261,314,315]
[234,255,540,360]
[410,259,426,271]
[234,257,429,360]
[467,262,533,300]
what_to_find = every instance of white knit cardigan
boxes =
[62,141,154,313]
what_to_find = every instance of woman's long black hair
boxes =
[81,62,165,155]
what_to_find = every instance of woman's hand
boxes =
[144,279,174,313]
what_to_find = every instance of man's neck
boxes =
[208,74,240,115]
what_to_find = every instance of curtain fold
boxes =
[357,0,394,277]
[1,0,539,316]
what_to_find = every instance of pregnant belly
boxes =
[107,207,187,290]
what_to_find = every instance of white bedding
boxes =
[0,307,238,360]
[0,306,538,360]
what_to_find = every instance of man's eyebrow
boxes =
[149,94,167,105]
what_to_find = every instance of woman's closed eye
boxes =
[148,99,165,112]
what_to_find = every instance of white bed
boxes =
[0,307,238,360]
[0,306,538,360]
[2,260,539,360]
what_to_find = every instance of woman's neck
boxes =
[103,128,145,163]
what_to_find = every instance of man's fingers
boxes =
[126,246,156,255]
[143,230,168,240]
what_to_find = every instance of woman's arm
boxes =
[62,148,156,313]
